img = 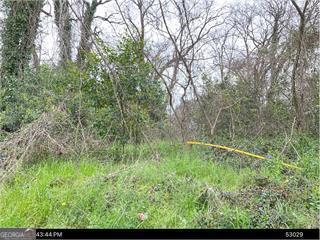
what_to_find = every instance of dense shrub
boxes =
[0,37,165,146]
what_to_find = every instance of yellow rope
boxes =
[186,140,303,170]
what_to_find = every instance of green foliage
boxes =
[0,70,53,131]
[0,0,43,76]
[1,0,29,76]
[0,36,165,140]
[190,72,309,139]
[79,36,165,143]
[0,0,44,131]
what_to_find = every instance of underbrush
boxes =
[0,140,318,228]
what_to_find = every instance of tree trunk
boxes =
[76,0,98,67]
[290,0,309,131]
[54,0,72,67]
[1,0,43,77]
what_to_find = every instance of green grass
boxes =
[0,140,319,228]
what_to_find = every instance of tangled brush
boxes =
[0,107,81,183]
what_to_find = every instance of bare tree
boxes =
[157,0,224,138]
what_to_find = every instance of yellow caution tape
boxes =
[186,140,303,170]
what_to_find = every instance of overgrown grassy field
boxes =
[0,139,319,228]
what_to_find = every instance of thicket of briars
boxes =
[0,0,319,228]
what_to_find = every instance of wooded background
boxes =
[0,0,318,144]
